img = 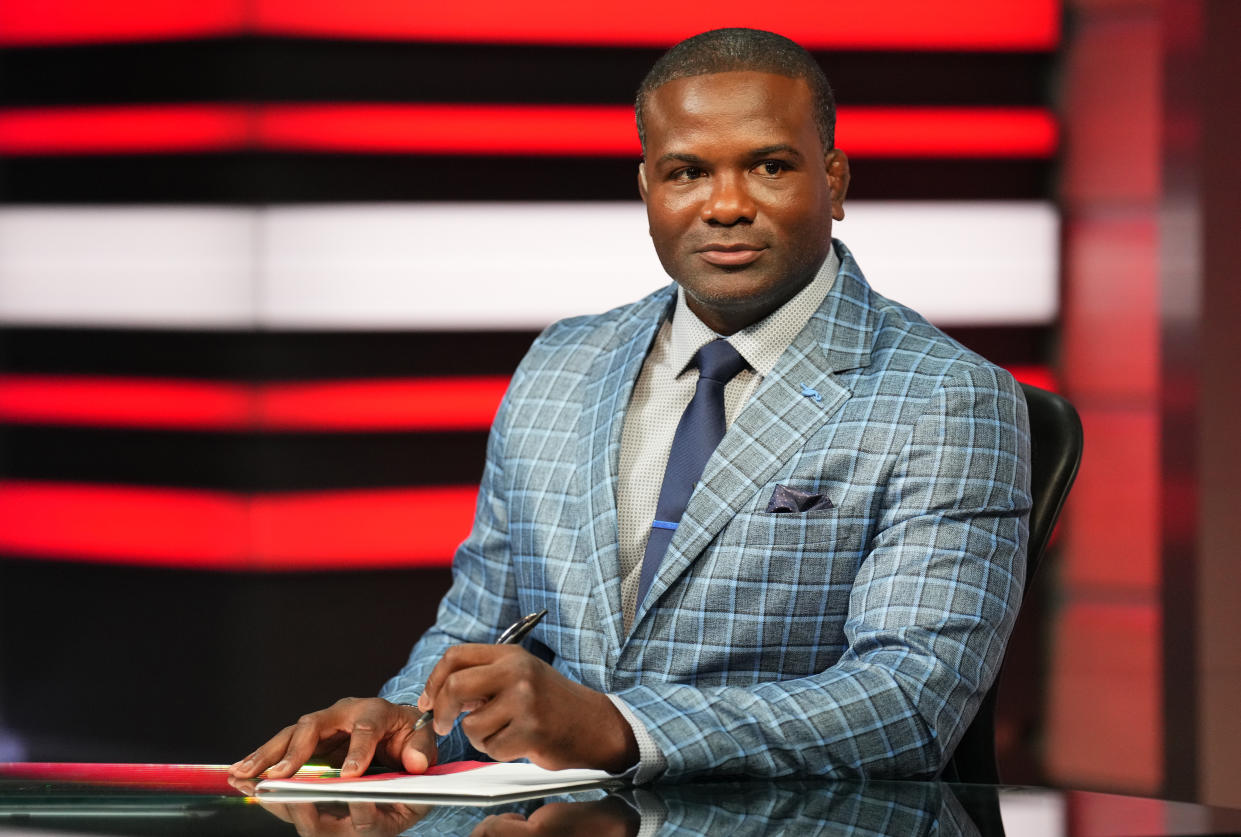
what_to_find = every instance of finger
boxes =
[395,722,438,774]
[458,692,522,762]
[420,644,515,711]
[319,736,351,769]
[338,712,386,777]
[273,712,345,778]
[429,663,505,736]
[374,705,424,772]
[227,775,259,797]
[230,725,295,778]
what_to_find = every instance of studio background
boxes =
[2,0,1237,807]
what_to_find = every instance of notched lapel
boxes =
[578,291,673,654]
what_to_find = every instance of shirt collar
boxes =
[667,244,839,378]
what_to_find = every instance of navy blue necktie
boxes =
[636,338,749,605]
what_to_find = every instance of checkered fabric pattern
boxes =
[380,240,1030,780]
[406,780,959,836]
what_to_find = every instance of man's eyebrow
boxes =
[749,144,803,159]
[655,145,803,166]
[656,152,705,166]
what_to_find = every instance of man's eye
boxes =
[673,167,705,181]
[756,160,788,176]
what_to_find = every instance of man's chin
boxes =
[679,284,784,333]
[679,268,779,301]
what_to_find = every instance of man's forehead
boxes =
[646,70,810,109]
[642,71,815,149]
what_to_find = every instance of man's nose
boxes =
[700,173,755,225]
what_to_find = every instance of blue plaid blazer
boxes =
[382,241,1031,780]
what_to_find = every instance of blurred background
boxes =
[1,0,1237,809]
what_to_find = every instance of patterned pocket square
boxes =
[765,484,835,514]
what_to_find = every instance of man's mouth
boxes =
[696,244,766,267]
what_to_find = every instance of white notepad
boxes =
[255,761,616,804]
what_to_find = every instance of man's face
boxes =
[638,71,849,335]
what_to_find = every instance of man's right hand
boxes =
[229,697,437,780]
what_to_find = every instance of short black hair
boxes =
[635,28,836,155]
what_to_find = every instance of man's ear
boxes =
[825,149,850,221]
[637,162,649,203]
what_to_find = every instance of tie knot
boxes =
[694,339,749,383]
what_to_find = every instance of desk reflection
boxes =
[251,780,996,837]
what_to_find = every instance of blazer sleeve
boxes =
[377,371,524,763]
[612,364,1030,779]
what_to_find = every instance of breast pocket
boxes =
[716,506,866,583]
[675,508,864,679]
[728,507,841,549]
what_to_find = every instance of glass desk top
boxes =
[2,762,1240,837]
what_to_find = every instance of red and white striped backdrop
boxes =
[0,1,1061,570]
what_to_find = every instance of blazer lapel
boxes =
[578,288,675,653]
[633,247,878,625]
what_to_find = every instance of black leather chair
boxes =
[942,382,1084,784]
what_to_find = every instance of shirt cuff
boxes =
[613,787,668,837]
[605,694,667,784]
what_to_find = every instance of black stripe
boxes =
[0,327,539,378]
[0,39,1053,107]
[0,558,451,762]
[0,326,1051,379]
[0,154,1052,202]
[944,326,1056,368]
[0,425,489,490]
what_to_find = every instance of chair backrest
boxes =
[942,383,1084,784]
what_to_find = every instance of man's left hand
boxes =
[418,645,638,773]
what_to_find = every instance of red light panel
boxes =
[0,375,252,430]
[837,107,1058,159]
[0,0,1058,49]
[0,104,1058,159]
[258,0,1059,49]
[0,375,507,432]
[0,105,253,155]
[261,377,509,431]
[258,104,638,156]
[252,486,477,568]
[0,0,246,45]
[0,481,249,565]
[0,481,476,570]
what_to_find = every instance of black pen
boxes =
[412,608,548,732]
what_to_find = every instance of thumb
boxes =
[402,727,437,774]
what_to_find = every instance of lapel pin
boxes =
[799,383,823,403]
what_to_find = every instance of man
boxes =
[231,28,1029,784]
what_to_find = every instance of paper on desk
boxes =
[255,761,615,802]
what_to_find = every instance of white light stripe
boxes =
[257,203,665,329]
[837,201,1058,325]
[0,207,257,328]
[0,202,1057,329]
